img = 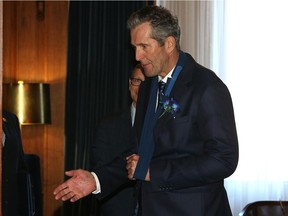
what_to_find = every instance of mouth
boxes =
[141,62,151,69]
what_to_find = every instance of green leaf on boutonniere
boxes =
[159,96,180,118]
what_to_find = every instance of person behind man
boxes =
[91,64,145,216]
[54,5,238,216]
[2,110,30,216]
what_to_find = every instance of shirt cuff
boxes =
[91,172,101,194]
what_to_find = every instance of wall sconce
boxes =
[2,82,51,125]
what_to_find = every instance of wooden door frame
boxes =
[0,1,3,214]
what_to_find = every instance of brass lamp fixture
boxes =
[3,82,51,125]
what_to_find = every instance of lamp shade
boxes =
[3,82,51,125]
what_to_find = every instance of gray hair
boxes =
[127,5,181,51]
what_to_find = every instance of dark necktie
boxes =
[158,81,166,106]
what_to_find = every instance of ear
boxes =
[164,36,176,53]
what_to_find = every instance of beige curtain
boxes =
[224,0,288,215]
[157,0,226,80]
[157,1,213,68]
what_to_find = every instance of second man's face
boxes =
[129,68,145,106]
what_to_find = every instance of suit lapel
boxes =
[154,54,196,133]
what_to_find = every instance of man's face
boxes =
[130,22,169,78]
[129,68,145,105]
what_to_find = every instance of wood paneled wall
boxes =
[3,1,68,215]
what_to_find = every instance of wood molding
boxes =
[0,1,3,215]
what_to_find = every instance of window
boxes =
[225,0,288,214]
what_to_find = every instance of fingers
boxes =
[54,185,79,202]
[126,154,139,163]
[53,170,80,201]
[54,169,96,202]
[53,184,72,201]
[70,194,80,202]
[126,154,137,161]
[65,170,74,177]
[126,154,139,180]
[53,181,81,202]
[53,182,68,196]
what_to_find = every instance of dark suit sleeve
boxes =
[90,120,113,168]
[92,156,132,199]
[149,81,239,191]
[90,109,134,168]
[90,109,137,199]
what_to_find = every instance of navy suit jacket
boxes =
[95,52,238,216]
[91,107,137,216]
[134,52,238,216]
[2,110,28,216]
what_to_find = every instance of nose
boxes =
[135,48,143,61]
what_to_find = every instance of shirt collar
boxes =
[131,103,136,126]
[158,66,175,83]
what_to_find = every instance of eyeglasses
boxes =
[130,78,143,86]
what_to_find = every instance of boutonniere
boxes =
[159,95,180,118]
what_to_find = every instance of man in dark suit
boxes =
[125,5,239,216]
[91,64,145,216]
[54,5,238,216]
[2,110,29,216]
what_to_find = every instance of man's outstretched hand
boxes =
[53,169,96,202]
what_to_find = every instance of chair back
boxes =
[239,201,288,216]
[24,154,43,216]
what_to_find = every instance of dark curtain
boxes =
[63,1,151,215]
